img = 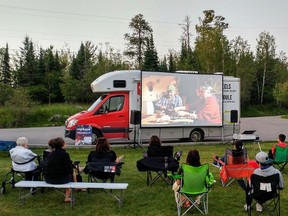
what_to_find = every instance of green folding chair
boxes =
[273,145,288,173]
[176,163,214,215]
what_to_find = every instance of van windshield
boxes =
[87,95,107,112]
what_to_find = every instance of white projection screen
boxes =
[141,71,223,128]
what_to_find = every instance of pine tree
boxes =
[16,36,37,86]
[142,35,159,71]
[159,56,168,72]
[168,53,176,72]
[1,43,11,84]
[124,14,153,69]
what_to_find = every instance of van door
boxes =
[97,93,129,138]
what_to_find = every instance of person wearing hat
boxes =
[244,151,284,212]
[155,84,183,116]
[253,151,284,187]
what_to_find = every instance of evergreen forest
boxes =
[1,10,288,126]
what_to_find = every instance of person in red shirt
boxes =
[196,86,221,124]
[269,134,287,159]
[174,85,221,124]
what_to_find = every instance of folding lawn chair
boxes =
[136,146,180,186]
[176,163,214,215]
[1,155,42,194]
[84,161,123,183]
[84,160,123,193]
[220,148,249,187]
[273,145,288,173]
[246,173,282,216]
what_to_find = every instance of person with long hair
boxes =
[173,149,202,207]
[87,137,123,164]
[84,137,123,181]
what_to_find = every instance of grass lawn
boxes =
[0,142,287,216]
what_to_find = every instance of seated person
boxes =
[43,138,55,161]
[172,149,205,207]
[212,140,247,167]
[143,135,162,158]
[155,84,183,117]
[149,135,161,147]
[244,151,284,212]
[268,134,287,159]
[43,137,74,203]
[87,137,123,163]
[9,137,38,181]
[84,137,123,180]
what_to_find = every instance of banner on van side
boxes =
[140,71,223,128]
[75,125,92,145]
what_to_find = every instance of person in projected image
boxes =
[155,84,183,117]
[175,85,221,124]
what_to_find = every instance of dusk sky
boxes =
[1,0,287,57]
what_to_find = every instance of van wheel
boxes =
[189,130,204,142]
[92,130,101,144]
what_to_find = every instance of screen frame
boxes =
[140,71,223,128]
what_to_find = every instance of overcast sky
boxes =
[1,0,288,58]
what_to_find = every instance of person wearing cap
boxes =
[253,151,284,187]
[9,137,38,180]
[244,151,284,212]
[155,84,183,116]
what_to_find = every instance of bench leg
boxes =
[18,187,39,205]
[115,189,124,207]
[119,189,123,207]
[70,189,74,208]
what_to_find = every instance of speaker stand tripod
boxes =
[125,124,142,149]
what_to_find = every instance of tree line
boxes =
[1,10,288,110]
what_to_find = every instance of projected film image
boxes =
[141,71,223,128]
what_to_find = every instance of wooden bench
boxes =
[15,181,128,207]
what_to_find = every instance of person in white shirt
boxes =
[9,137,38,180]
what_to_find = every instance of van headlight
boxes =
[67,119,78,127]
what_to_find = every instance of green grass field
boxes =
[0,142,287,216]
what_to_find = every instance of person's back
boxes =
[9,137,37,180]
[87,137,117,162]
[88,150,116,163]
[173,149,203,207]
[254,152,284,187]
[244,151,284,212]
[146,135,163,157]
[42,138,55,162]
[270,134,287,159]
[85,137,120,181]
[44,138,73,184]
[213,140,246,167]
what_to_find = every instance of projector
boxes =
[233,130,258,141]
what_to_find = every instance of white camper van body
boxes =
[65,70,240,142]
